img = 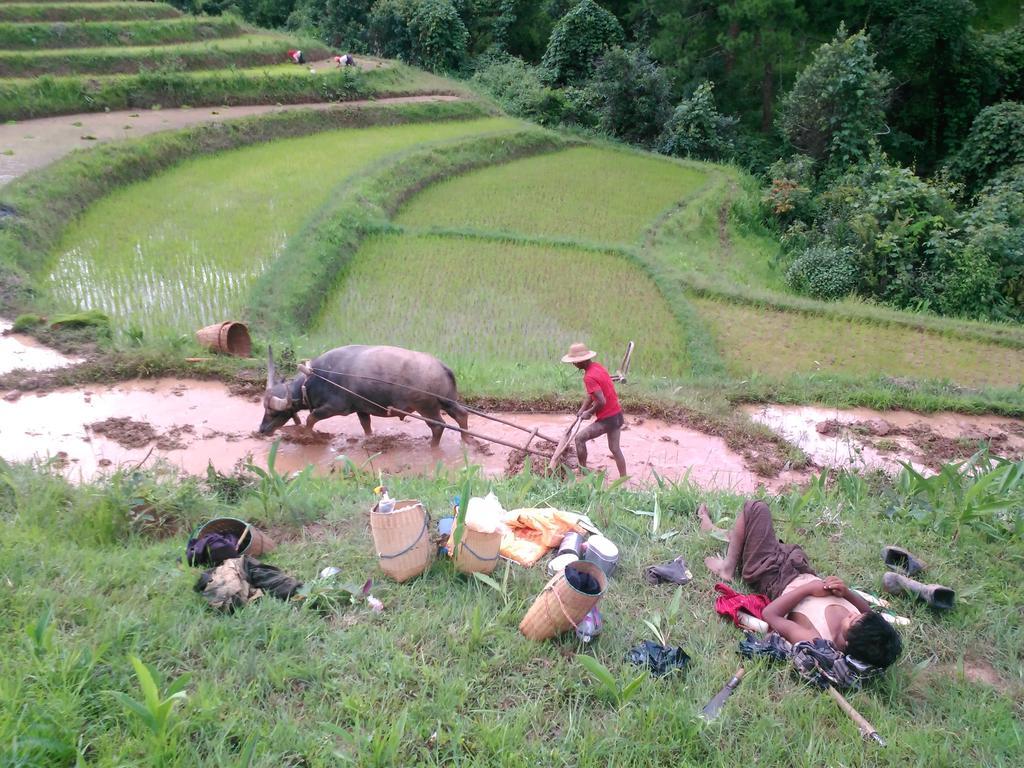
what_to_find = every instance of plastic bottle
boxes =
[376,485,395,514]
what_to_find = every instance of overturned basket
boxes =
[195,321,252,357]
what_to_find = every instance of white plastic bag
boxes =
[464,491,504,533]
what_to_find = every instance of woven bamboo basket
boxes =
[191,517,275,557]
[519,560,607,641]
[370,499,432,582]
[194,321,252,357]
[452,527,502,575]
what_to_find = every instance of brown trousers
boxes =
[737,500,816,600]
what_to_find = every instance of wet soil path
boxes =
[0,93,461,186]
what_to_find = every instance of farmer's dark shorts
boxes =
[737,500,816,600]
[577,410,624,443]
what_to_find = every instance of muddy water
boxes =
[0,378,759,489]
[0,319,80,374]
[745,404,1024,474]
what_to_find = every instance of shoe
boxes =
[882,572,954,610]
[881,545,926,576]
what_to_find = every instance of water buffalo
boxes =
[259,345,470,446]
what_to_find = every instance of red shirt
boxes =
[583,362,621,420]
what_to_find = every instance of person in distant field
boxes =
[287,49,304,64]
[561,342,627,477]
[334,54,356,67]
[701,500,902,669]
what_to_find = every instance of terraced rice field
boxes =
[693,298,1024,389]
[0,2,180,22]
[48,118,519,336]
[312,234,689,379]
[0,34,328,77]
[396,146,707,245]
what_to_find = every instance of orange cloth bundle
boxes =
[499,508,588,567]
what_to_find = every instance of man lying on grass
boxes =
[701,500,902,669]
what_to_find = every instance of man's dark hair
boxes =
[845,611,902,668]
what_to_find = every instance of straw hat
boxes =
[561,342,597,363]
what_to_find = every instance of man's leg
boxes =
[606,424,627,477]
[703,504,748,581]
[574,420,606,471]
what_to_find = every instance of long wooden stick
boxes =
[827,686,886,747]
[548,415,581,471]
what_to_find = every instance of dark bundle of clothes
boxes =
[186,531,240,567]
[194,556,302,613]
[739,632,882,690]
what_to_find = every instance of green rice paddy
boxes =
[0,34,330,78]
[396,146,707,245]
[0,2,180,22]
[693,297,1024,389]
[48,118,519,337]
[311,233,689,383]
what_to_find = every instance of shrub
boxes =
[368,0,417,60]
[785,243,857,300]
[288,0,374,49]
[658,80,737,161]
[779,26,890,171]
[589,47,671,147]
[540,0,623,85]
[368,0,468,71]
[816,156,960,309]
[410,0,469,72]
[945,101,1024,196]
[962,165,1024,316]
[471,56,566,125]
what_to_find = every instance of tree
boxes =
[658,80,738,161]
[945,101,1024,196]
[779,27,891,170]
[866,0,986,172]
[540,0,623,84]
[368,0,468,71]
[412,0,469,70]
[288,0,374,49]
[588,48,672,146]
[962,165,1024,316]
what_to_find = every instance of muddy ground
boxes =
[745,404,1024,474]
[2,331,1023,488]
[0,378,767,489]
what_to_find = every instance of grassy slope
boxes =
[0,62,464,120]
[0,34,332,77]
[1,463,1021,767]
[48,117,519,337]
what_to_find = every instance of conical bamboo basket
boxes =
[238,524,275,558]
[194,321,252,357]
[519,561,607,641]
[453,527,502,575]
[370,499,432,582]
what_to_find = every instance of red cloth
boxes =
[583,362,621,420]
[714,582,770,627]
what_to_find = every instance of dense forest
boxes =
[179,0,1023,321]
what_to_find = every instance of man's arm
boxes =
[578,388,606,418]
[762,578,828,644]
[822,576,872,613]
